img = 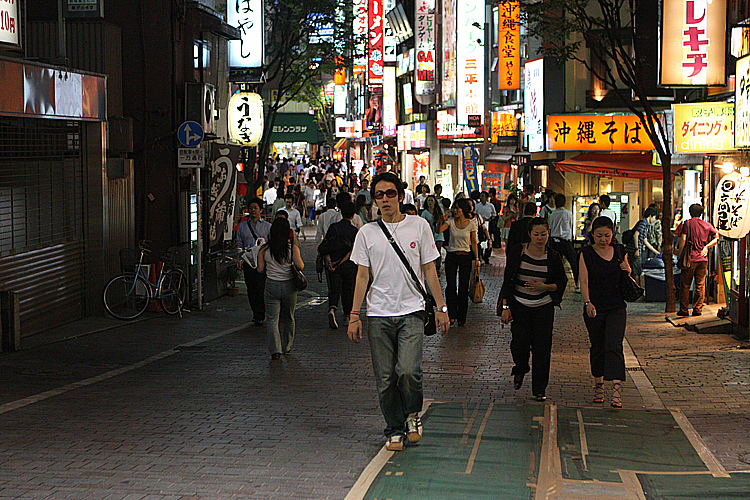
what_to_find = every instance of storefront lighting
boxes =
[721,162,734,174]
[741,166,750,177]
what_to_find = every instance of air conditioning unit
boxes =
[185,83,216,135]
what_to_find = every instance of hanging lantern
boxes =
[714,171,750,239]
[228,92,264,147]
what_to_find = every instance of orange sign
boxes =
[491,111,517,143]
[498,1,520,90]
[547,115,655,151]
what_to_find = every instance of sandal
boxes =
[593,382,605,403]
[611,382,622,408]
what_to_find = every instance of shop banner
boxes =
[228,92,264,147]
[492,111,517,143]
[209,143,240,248]
[456,0,484,125]
[383,66,397,136]
[660,0,726,86]
[413,151,430,185]
[414,0,436,101]
[269,113,318,143]
[441,0,457,104]
[462,145,480,193]
[228,0,264,68]
[547,114,655,151]
[673,102,735,153]
[368,0,384,85]
[383,0,397,62]
[353,0,368,75]
[524,58,544,152]
[735,54,750,147]
[498,1,520,90]
[714,172,750,239]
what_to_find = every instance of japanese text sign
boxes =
[497,1,520,90]
[462,145,480,193]
[228,92,264,147]
[456,0,484,125]
[353,0,368,75]
[714,172,750,239]
[209,144,240,247]
[415,0,436,98]
[383,0,397,62]
[673,102,735,153]
[437,109,482,139]
[0,0,19,46]
[491,111,517,143]
[735,55,750,147]
[442,0,457,104]
[369,0,384,85]
[547,114,655,151]
[228,0,264,68]
[524,59,544,152]
[661,0,726,86]
[383,66,398,136]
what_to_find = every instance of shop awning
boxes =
[334,138,347,150]
[485,145,517,163]
[555,153,682,180]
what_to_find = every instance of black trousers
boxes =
[327,260,357,314]
[445,252,473,324]
[510,302,555,395]
[550,238,579,285]
[242,263,266,322]
[583,306,627,381]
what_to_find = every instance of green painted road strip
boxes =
[354,402,750,500]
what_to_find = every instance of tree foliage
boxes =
[522,0,678,311]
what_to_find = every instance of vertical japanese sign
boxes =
[497,1,520,90]
[353,0,368,75]
[462,145,480,193]
[334,85,347,115]
[442,0,457,104]
[383,66,398,136]
[228,92,264,147]
[228,0,264,68]
[0,0,19,46]
[368,0,384,85]
[524,58,544,152]
[209,143,240,248]
[714,172,750,239]
[735,55,750,147]
[415,0,436,102]
[660,0,726,86]
[383,0,397,62]
[456,0,484,125]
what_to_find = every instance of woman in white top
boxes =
[442,197,480,327]
[257,217,305,360]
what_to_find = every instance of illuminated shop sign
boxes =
[397,122,426,150]
[383,0,397,62]
[228,0,264,68]
[228,92,264,147]
[441,0,457,104]
[735,55,750,148]
[353,0,368,75]
[673,102,735,153]
[0,0,19,46]
[547,114,655,151]
[497,1,520,90]
[456,0,484,125]
[414,0,436,102]
[383,66,398,136]
[524,59,544,152]
[714,172,750,239]
[368,0,384,85]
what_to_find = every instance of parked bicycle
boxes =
[103,240,188,320]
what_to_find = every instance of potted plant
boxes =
[226,261,240,296]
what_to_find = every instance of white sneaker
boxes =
[328,308,338,329]
[386,435,403,451]
[405,412,423,443]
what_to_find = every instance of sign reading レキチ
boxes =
[673,102,735,153]
[714,172,750,239]
[547,114,655,151]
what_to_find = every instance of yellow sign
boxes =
[547,115,655,151]
[498,1,520,90]
[660,0,726,86]
[673,102,735,153]
[491,111,517,143]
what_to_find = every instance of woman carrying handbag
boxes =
[578,216,631,408]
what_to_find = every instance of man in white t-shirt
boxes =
[599,194,618,233]
[263,180,278,208]
[402,181,415,206]
[348,172,450,452]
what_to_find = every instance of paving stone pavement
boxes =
[0,229,749,499]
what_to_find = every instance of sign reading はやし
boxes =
[547,115,655,151]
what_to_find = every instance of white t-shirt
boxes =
[263,187,277,206]
[403,189,415,206]
[351,215,439,317]
[600,208,617,224]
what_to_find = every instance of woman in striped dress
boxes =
[497,217,568,401]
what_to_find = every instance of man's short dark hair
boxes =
[488,187,497,197]
[335,192,351,206]
[340,201,356,219]
[248,197,263,208]
[554,193,566,208]
[599,194,611,208]
[644,207,658,218]
[434,184,443,193]
[371,172,405,201]
[402,203,418,215]
[470,190,480,200]
[524,201,538,216]
[326,197,337,209]
[284,193,294,201]
[689,203,704,218]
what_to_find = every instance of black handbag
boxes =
[377,220,438,336]
[616,245,644,302]
[291,264,308,291]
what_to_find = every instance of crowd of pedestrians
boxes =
[232,159,720,452]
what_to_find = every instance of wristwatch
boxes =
[439,305,448,313]
[502,305,510,310]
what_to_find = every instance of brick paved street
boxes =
[1,228,749,499]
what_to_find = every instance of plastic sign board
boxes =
[383,66,398,136]
[497,1,520,90]
[735,55,750,148]
[456,0,484,125]
[383,0,397,62]
[673,102,735,153]
[547,114,655,151]
[0,0,19,46]
[714,172,750,239]
[353,0,368,75]
[441,0,457,104]
[491,111,517,143]
[414,0,436,102]
[178,148,205,169]
[228,92,264,147]
[228,0,264,68]
[660,0,726,86]
[368,0,384,85]
[524,59,544,152]
[462,145,480,193]
[178,121,204,147]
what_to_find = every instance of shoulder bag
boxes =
[377,219,438,336]
[677,220,692,270]
[241,220,265,269]
[291,263,308,291]
[615,245,644,302]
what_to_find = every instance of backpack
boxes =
[621,227,635,245]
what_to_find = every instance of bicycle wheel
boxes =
[103,275,151,320]
[160,269,188,315]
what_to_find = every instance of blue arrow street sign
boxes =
[178,121,204,147]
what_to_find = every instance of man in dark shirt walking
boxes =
[506,202,538,252]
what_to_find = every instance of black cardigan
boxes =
[498,243,568,308]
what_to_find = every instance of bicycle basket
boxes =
[119,248,140,275]
[162,244,188,270]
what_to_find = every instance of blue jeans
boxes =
[264,279,297,355]
[368,314,424,438]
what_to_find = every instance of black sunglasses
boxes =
[373,189,399,200]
